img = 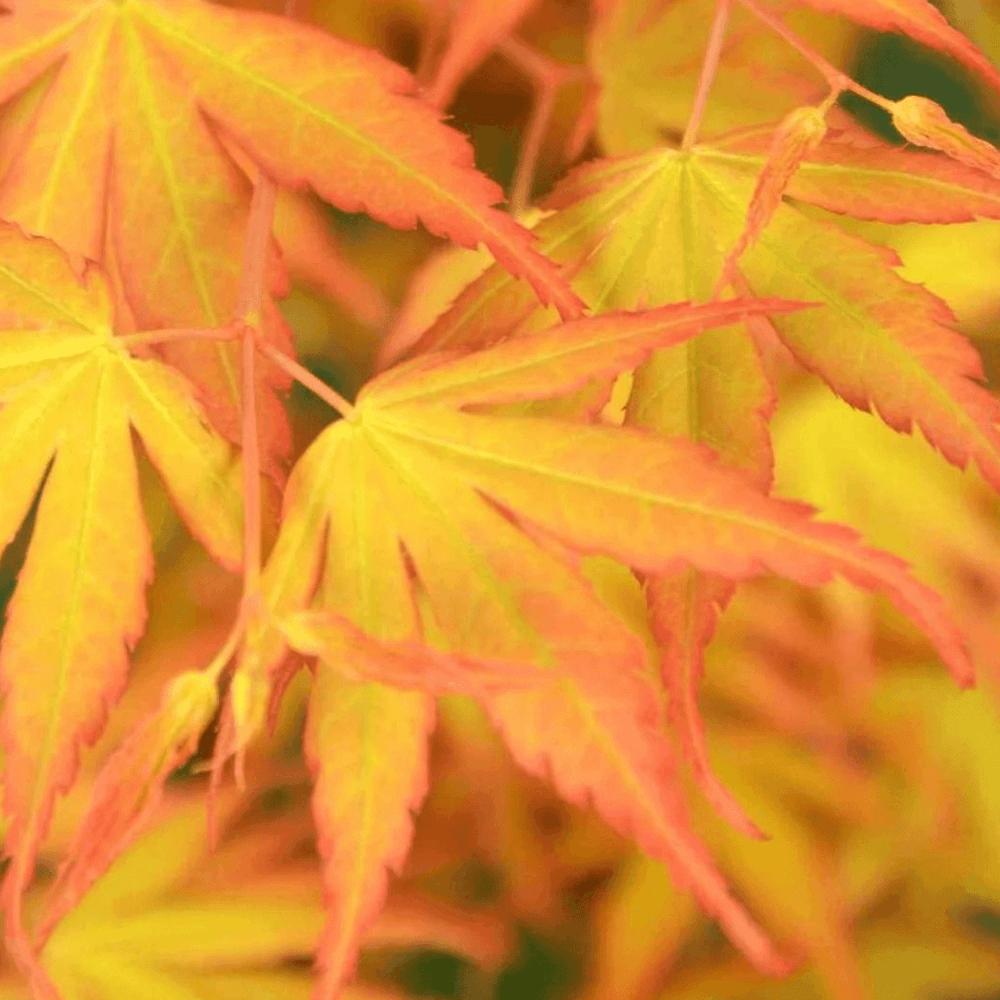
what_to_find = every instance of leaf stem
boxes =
[511,83,557,214]
[736,0,894,113]
[499,38,589,213]
[682,0,732,150]
[241,322,262,598]
[235,180,277,329]
[236,162,280,608]
[257,339,356,419]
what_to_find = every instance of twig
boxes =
[500,37,590,213]
[736,0,895,113]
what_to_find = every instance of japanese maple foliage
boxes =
[1,0,1000,999]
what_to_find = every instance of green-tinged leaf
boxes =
[0,0,584,465]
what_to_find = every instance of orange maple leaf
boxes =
[241,288,983,996]
[388,115,1000,891]
[0,0,583,465]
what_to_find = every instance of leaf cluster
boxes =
[2,1,1000,999]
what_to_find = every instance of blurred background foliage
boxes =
[5,0,1000,998]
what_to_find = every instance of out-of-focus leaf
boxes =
[580,852,699,1000]
[589,0,854,154]
[773,386,1000,683]
[39,795,324,1000]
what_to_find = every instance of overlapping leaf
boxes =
[415,123,1000,498]
[403,121,1000,846]
[3,4,1000,999]
[0,0,582,464]
[257,286,985,988]
[0,224,242,954]
[265,299,795,997]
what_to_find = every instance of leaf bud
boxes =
[891,94,1000,178]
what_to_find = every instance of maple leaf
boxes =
[257,302,784,998]
[255,288,983,993]
[3,3,998,996]
[0,0,583,463]
[417,124,1000,497]
[0,223,242,956]
[395,116,1000,843]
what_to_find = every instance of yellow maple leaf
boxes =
[0,224,242,958]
